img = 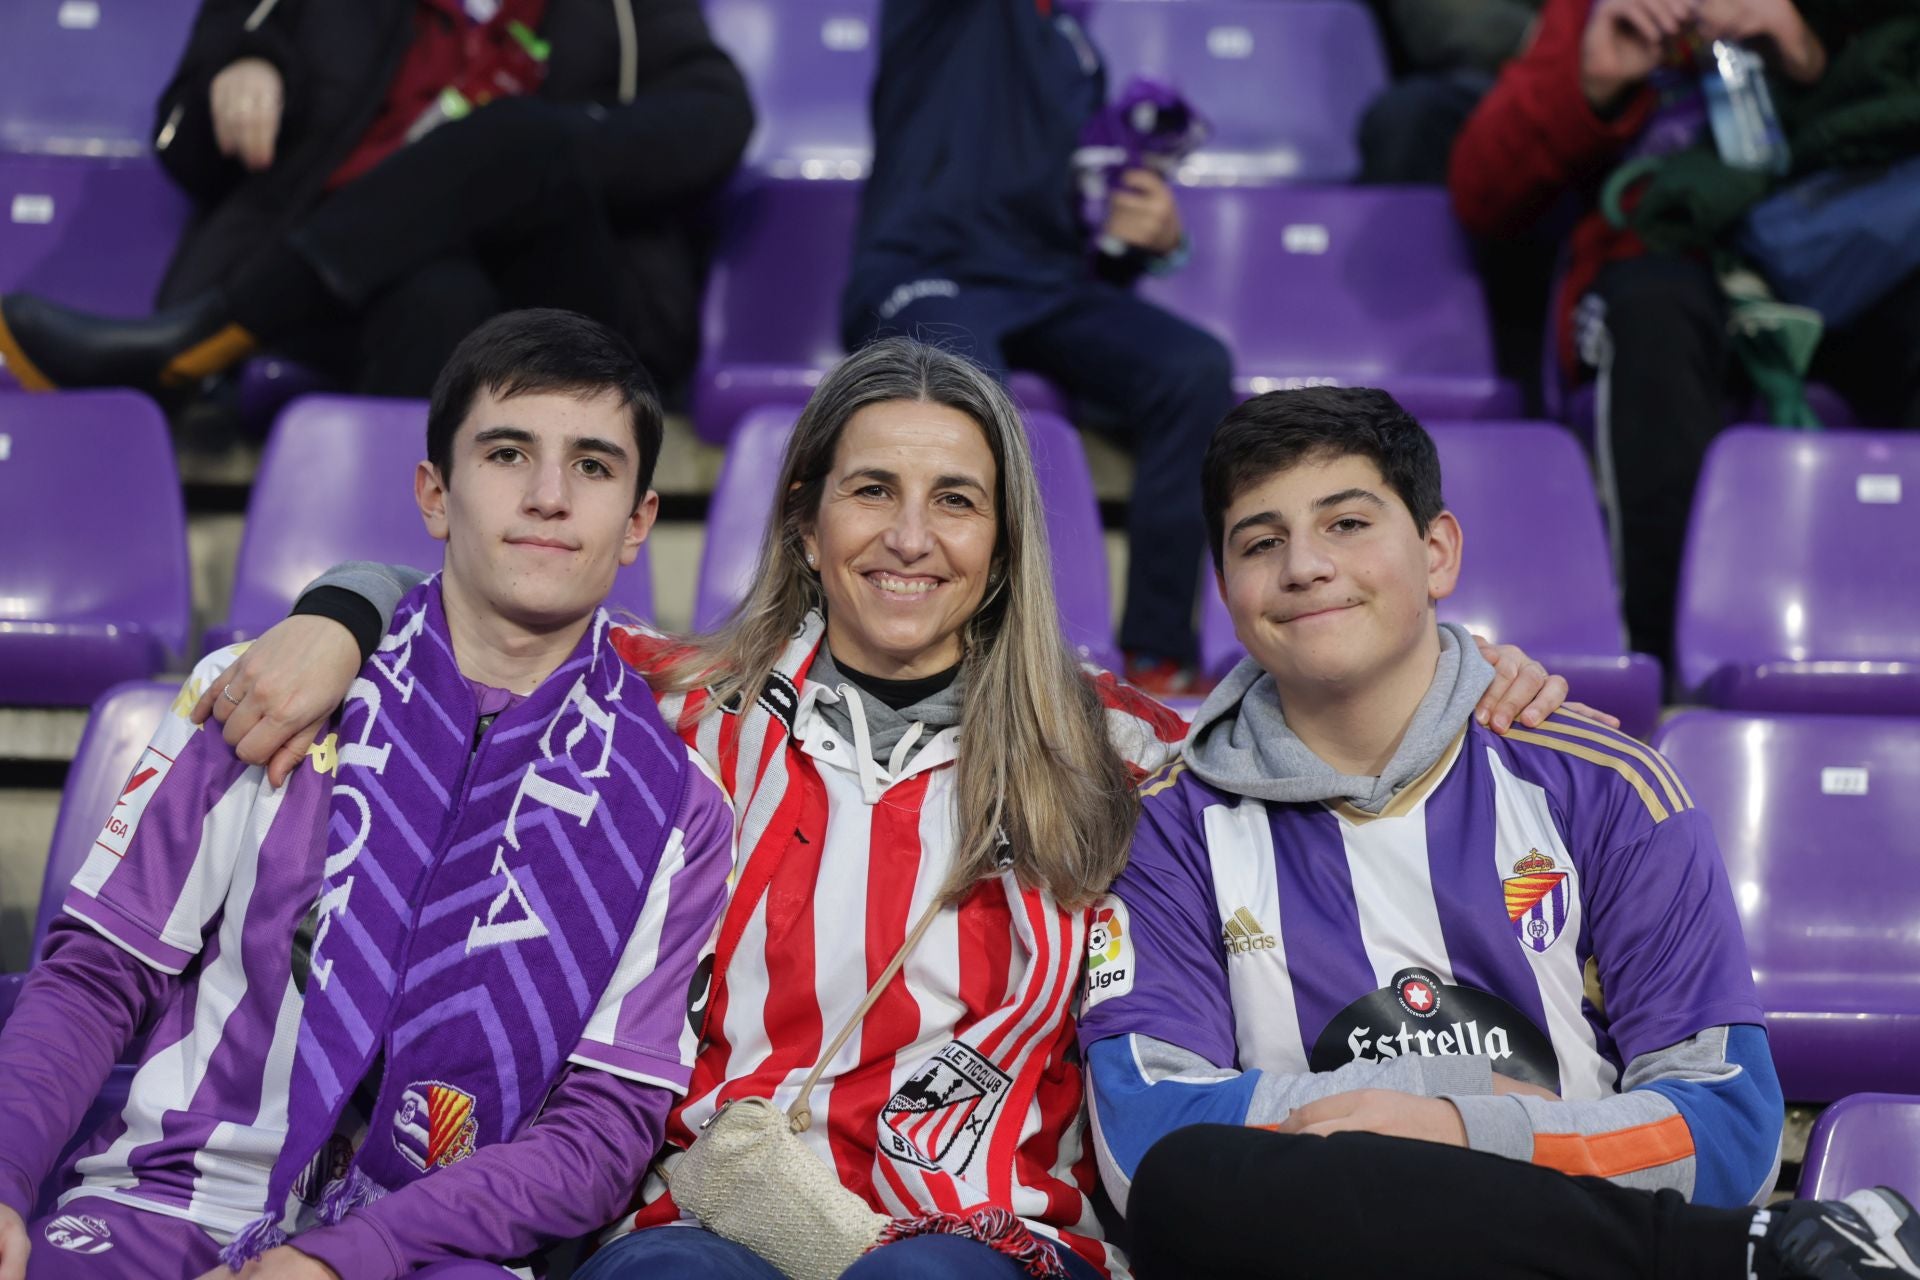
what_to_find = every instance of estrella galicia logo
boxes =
[1310,967,1561,1093]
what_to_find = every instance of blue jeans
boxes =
[576,1223,1107,1280]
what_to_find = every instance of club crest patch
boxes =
[1504,849,1572,954]
[1082,894,1134,1009]
[44,1213,114,1254]
[393,1080,478,1172]
[881,1041,1012,1175]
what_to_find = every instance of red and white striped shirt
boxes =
[609,615,1185,1275]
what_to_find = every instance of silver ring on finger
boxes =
[223,687,245,706]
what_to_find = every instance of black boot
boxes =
[0,290,256,393]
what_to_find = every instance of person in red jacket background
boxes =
[1449,0,1920,667]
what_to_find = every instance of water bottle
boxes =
[1701,40,1791,174]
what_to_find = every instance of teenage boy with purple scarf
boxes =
[0,309,734,1280]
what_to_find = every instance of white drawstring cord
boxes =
[838,683,885,806]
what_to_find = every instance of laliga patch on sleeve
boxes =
[1083,894,1136,1009]
[96,745,175,859]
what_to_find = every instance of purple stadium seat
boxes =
[1800,1094,1920,1202]
[0,0,196,156]
[1083,0,1389,184]
[1651,711,1920,1104]
[0,390,189,705]
[694,403,1120,668]
[1197,421,1660,735]
[0,679,172,1214]
[704,0,876,178]
[1560,380,1858,449]
[0,155,188,352]
[1141,185,1521,420]
[206,395,656,651]
[693,178,1066,442]
[1675,428,1920,713]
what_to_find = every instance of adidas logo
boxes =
[1222,906,1277,956]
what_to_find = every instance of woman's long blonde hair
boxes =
[658,338,1137,908]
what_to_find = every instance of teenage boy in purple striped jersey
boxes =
[0,309,733,1280]
[1077,385,1919,1280]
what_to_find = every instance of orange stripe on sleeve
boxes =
[1531,1114,1695,1178]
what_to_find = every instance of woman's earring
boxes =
[805,551,817,569]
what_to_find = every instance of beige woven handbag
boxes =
[667,896,944,1280]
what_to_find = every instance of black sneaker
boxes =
[1762,1188,1920,1279]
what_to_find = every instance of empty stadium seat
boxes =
[694,403,1120,669]
[1675,428,1920,713]
[1196,421,1661,735]
[0,0,196,156]
[0,679,172,1213]
[705,0,877,177]
[1083,0,1389,184]
[1140,185,1521,420]
[0,155,189,379]
[693,177,1067,442]
[1651,710,1920,1104]
[205,395,656,651]
[0,390,190,705]
[1800,1094,1920,1202]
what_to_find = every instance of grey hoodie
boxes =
[1183,622,1493,814]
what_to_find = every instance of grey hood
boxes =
[1183,622,1493,813]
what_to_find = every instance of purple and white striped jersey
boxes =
[51,647,734,1240]
[1077,712,1764,1101]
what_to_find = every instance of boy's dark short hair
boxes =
[426,309,665,508]
[1202,386,1444,572]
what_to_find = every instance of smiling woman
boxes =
[652,337,1147,908]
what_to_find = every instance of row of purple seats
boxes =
[0,391,190,706]
[704,0,1388,183]
[0,0,195,157]
[695,178,1516,441]
[1677,428,1920,714]
[208,396,658,650]
[1651,711,1920,1104]
[1195,420,1661,736]
[695,403,1119,668]
[1801,1094,1920,1202]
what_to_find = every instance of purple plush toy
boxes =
[1074,76,1212,257]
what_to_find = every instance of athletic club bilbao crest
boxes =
[43,1213,114,1254]
[1504,849,1571,954]
[880,1041,1012,1175]
[393,1080,479,1172]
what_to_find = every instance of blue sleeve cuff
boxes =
[1642,1023,1782,1207]
[1087,1035,1259,1186]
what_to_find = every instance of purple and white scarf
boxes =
[225,577,687,1264]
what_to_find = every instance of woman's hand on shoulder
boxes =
[1470,636,1621,735]
[192,616,363,786]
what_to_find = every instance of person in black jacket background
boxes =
[0,0,752,401]
[842,0,1235,692]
